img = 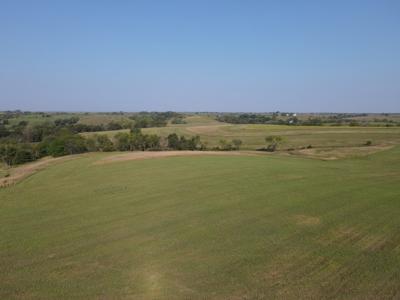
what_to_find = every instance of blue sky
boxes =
[0,0,399,112]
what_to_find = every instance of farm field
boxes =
[2,1,400,299]
[1,147,400,299]
[144,122,400,150]
[79,115,400,158]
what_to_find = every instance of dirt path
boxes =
[94,150,263,165]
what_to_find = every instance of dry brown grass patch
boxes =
[289,145,394,160]
[293,214,321,226]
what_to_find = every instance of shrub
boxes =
[95,135,115,152]
[232,139,243,150]
[265,135,284,152]
[43,131,87,157]
[0,143,36,166]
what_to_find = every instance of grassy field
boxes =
[5,112,400,156]
[1,147,400,299]
[5,113,133,126]
[146,123,400,149]
[81,115,400,158]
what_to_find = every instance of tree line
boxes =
[0,112,190,167]
[216,113,400,127]
[0,126,210,166]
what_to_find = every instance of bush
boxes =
[232,139,243,150]
[114,132,132,151]
[95,135,115,152]
[265,135,284,152]
[218,139,233,151]
[41,131,87,157]
[0,143,36,166]
[167,134,202,150]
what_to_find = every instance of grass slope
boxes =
[1,148,400,299]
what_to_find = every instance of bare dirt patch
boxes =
[0,155,80,188]
[94,151,262,165]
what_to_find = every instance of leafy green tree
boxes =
[0,143,36,166]
[0,143,18,165]
[218,139,233,151]
[265,135,284,152]
[115,132,132,151]
[232,139,242,150]
[0,125,10,138]
[44,131,87,157]
[145,134,161,150]
[95,135,115,152]
[167,133,180,150]
[13,146,35,164]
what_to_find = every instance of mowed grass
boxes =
[1,148,400,299]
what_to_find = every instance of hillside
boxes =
[1,147,400,299]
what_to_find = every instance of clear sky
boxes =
[0,0,399,112]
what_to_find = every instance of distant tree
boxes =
[13,146,35,164]
[167,133,180,150]
[114,132,132,151]
[54,117,79,127]
[185,135,201,150]
[218,139,233,151]
[95,135,115,152]
[85,137,97,152]
[0,125,10,138]
[0,143,35,166]
[22,122,56,142]
[265,135,284,152]
[106,121,123,131]
[0,143,18,165]
[166,133,202,150]
[130,129,146,151]
[43,131,87,157]
[145,134,161,150]
[349,121,360,127]
[171,117,187,124]
[232,139,242,150]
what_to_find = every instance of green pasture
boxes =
[1,147,400,299]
